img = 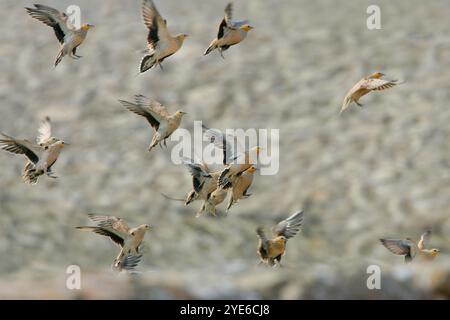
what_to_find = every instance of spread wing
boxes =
[119,99,160,131]
[142,0,171,51]
[36,117,52,145]
[76,226,126,248]
[120,254,143,272]
[0,133,41,164]
[25,4,73,44]
[133,94,171,123]
[87,213,130,235]
[183,159,212,193]
[256,227,269,257]
[380,239,414,256]
[418,230,431,250]
[217,2,234,39]
[362,78,399,91]
[202,125,245,165]
[272,211,304,239]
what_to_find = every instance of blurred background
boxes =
[0,0,449,299]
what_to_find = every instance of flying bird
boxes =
[119,95,186,152]
[197,187,228,218]
[204,2,253,58]
[340,72,400,113]
[139,0,188,73]
[202,125,260,189]
[224,166,257,211]
[112,254,143,274]
[0,117,66,184]
[76,214,151,270]
[380,230,440,264]
[256,211,304,267]
[25,4,94,67]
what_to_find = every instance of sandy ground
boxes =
[0,0,449,299]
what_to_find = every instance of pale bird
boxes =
[202,125,261,189]
[76,214,151,271]
[225,166,257,211]
[256,211,304,267]
[204,2,253,58]
[197,187,228,218]
[340,72,400,113]
[139,0,188,73]
[380,230,440,264]
[119,95,186,152]
[0,117,66,184]
[25,4,94,67]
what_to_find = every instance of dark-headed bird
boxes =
[139,0,188,73]
[256,211,304,267]
[25,4,94,67]
[204,2,253,58]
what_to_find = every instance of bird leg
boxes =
[356,101,364,107]
[219,48,225,60]
[157,60,164,71]
[163,139,167,148]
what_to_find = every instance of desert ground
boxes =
[0,0,449,299]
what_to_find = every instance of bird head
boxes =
[430,248,440,257]
[247,166,258,173]
[55,140,67,149]
[177,34,189,42]
[240,24,254,32]
[369,72,385,79]
[254,146,263,155]
[81,24,95,31]
[175,111,187,117]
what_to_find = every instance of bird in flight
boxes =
[256,211,304,267]
[380,230,440,264]
[202,125,261,189]
[76,214,151,271]
[139,0,188,73]
[340,72,400,113]
[25,4,94,67]
[0,117,66,184]
[119,95,186,152]
[204,2,253,58]
[224,166,257,211]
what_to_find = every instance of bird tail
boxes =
[22,162,40,185]
[139,54,155,73]
[184,190,198,205]
[54,49,64,67]
[203,43,217,56]
[339,98,352,114]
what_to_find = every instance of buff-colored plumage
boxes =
[76,214,151,272]
[380,230,440,264]
[25,4,94,67]
[256,211,304,267]
[119,95,186,152]
[340,72,400,113]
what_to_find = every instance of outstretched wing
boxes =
[119,98,160,131]
[36,117,52,145]
[418,230,431,250]
[87,213,130,235]
[142,0,171,51]
[202,125,245,165]
[75,226,126,248]
[217,2,234,39]
[183,159,212,193]
[0,133,40,164]
[25,4,72,44]
[380,239,413,256]
[120,254,143,272]
[272,211,304,239]
[256,227,269,258]
[363,78,399,91]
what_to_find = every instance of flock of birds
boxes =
[0,1,441,273]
